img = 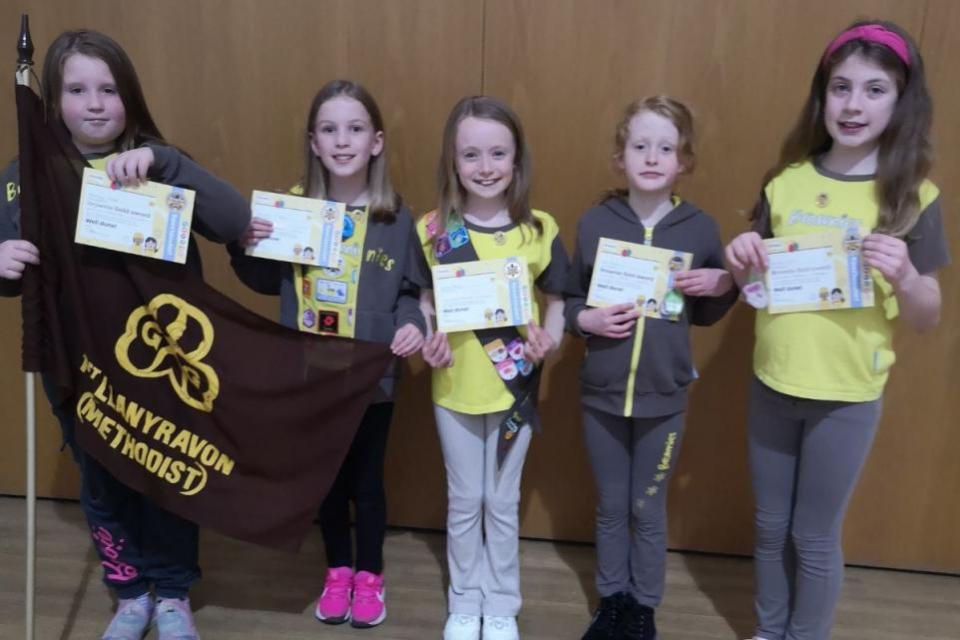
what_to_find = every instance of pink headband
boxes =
[823,24,911,68]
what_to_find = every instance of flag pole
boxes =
[24,372,36,640]
[17,15,37,640]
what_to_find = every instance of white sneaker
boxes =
[444,614,481,640]
[482,615,519,640]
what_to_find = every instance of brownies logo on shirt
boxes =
[786,210,863,231]
[365,246,396,271]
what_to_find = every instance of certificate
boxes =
[586,237,692,321]
[244,190,345,268]
[432,257,533,333]
[763,231,874,314]
[75,168,195,264]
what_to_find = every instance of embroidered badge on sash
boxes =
[318,310,339,334]
[429,212,471,259]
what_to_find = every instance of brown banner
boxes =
[16,83,393,551]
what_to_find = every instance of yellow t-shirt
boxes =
[754,160,942,401]
[417,209,567,414]
[89,156,109,170]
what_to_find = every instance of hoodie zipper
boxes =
[622,225,654,417]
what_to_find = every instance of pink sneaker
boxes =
[315,566,354,624]
[350,571,386,628]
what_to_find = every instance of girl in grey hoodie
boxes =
[564,97,737,640]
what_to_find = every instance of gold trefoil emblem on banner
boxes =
[115,294,220,412]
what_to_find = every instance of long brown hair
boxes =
[42,30,166,151]
[302,80,397,222]
[753,20,932,237]
[436,96,541,235]
[602,95,696,202]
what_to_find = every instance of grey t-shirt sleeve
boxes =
[534,233,570,295]
[906,196,950,274]
[146,144,250,244]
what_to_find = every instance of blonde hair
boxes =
[603,96,696,201]
[302,80,398,222]
[436,96,541,236]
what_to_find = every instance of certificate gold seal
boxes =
[504,260,522,280]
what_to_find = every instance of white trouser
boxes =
[434,405,532,617]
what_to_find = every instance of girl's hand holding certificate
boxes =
[243,192,345,267]
[522,321,556,364]
[674,268,734,297]
[585,238,692,321]
[237,217,275,248]
[430,257,533,333]
[577,303,639,339]
[724,231,769,276]
[728,231,874,313]
[862,233,915,289]
[106,147,155,186]
[76,166,196,264]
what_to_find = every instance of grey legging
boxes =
[748,378,881,640]
[582,406,685,607]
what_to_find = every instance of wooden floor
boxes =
[0,497,956,639]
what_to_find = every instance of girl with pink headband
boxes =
[725,20,948,640]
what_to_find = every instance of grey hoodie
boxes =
[564,196,737,418]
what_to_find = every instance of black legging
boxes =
[42,374,199,600]
[319,401,394,574]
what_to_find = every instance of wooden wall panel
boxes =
[0,0,955,572]
[847,0,960,572]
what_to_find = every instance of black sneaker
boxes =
[617,600,656,640]
[581,592,633,640]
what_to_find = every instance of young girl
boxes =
[0,30,249,640]
[725,21,949,640]
[418,96,569,640]
[564,97,737,640]
[229,79,426,629]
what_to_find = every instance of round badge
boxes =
[341,214,355,241]
[663,289,684,316]
[493,231,507,246]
